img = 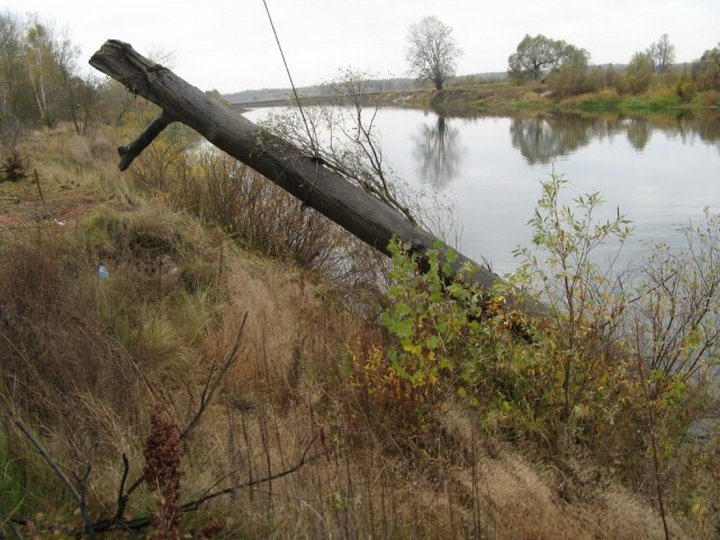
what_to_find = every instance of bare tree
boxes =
[406,16,462,90]
[260,68,462,243]
[646,34,675,74]
[262,68,418,223]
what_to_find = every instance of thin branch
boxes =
[180,311,248,441]
[74,463,95,539]
[118,110,175,171]
[179,433,321,512]
[634,342,670,540]
[111,454,130,530]
[14,420,82,506]
[33,169,48,217]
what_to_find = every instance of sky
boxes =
[3,0,719,93]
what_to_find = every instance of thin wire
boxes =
[261,0,318,158]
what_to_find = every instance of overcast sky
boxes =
[3,0,719,93]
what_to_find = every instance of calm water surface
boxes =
[246,107,720,274]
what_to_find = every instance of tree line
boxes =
[405,16,720,98]
[509,33,720,98]
[3,9,719,146]
[0,12,102,136]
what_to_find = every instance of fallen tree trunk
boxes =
[90,40,536,314]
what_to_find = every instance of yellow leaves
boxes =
[689,500,708,519]
[402,342,422,355]
[681,326,702,349]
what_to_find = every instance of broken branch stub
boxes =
[89,40,539,316]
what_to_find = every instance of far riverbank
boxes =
[374,82,720,118]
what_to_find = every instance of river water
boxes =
[245,107,720,275]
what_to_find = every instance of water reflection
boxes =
[413,116,462,187]
[509,115,594,164]
[626,118,652,150]
[508,111,720,165]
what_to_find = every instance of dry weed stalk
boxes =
[143,407,182,540]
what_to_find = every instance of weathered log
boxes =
[89,40,536,314]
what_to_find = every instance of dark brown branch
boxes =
[33,170,48,217]
[111,454,131,531]
[74,463,95,539]
[118,110,174,171]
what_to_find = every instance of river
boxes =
[245,107,720,275]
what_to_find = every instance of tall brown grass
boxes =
[2,117,713,539]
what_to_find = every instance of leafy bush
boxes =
[358,174,719,514]
[547,64,594,97]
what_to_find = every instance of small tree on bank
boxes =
[624,51,655,93]
[406,16,462,90]
[693,42,720,90]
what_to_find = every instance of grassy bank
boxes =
[1,98,718,538]
[379,82,720,117]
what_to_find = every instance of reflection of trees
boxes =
[508,111,720,163]
[413,116,462,187]
[626,118,652,150]
[625,112,720,152]
[509,115,598,164]
[691,112,720,154]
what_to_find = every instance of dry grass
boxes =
[1,120,710,539]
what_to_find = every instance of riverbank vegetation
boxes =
[390,33,720,116]
[1,10,719,539]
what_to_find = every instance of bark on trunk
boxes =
[89,40,539,316]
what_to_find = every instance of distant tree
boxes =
[646,34,675,74]
[23,20,67,127]
[624,51,655,93]
[0,12,37,124]
[508,34,589,83]
[692,42,720,90]
[406,16,462,90]
[586,64,621,92]
[51,29,101,135]
[0,13,100,132]
[546,63,590,97]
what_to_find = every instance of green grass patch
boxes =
[619,88,682,111]
[0,428,26,518]
[0,423,78,523]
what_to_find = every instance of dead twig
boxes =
[108,314,249,530]
[181,311,249,441]
[11,313,255,537]
[15,420,81,503]
[182,433,321,512]
[14,420,94,537]
[84,433,322,535]
[111,454,130,532]
[33,170,48,217]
